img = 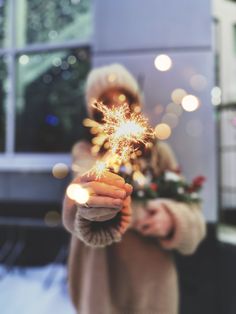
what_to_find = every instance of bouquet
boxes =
[132,170,206,204]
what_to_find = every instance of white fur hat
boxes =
[85,64,142,114]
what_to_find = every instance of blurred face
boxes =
[99,88,131,108]
[92,87,141,122]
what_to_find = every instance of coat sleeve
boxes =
[157,199,206,255]
[155,141,206,255]
[63,194,132,248]
[73,198,132,247]
[62,141,132,248]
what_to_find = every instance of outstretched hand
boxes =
[63,170,132,224]
[135,200,174,238]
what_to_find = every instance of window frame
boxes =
[0,0,92,171]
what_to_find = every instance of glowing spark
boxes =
[66,184,89,204]
[90,101,154,177]
[91,160,108,178]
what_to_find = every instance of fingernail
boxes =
[125,183,133,191]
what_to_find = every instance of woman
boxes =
[63,64,206,314]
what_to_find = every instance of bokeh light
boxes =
[155,123,172,140]
[190,74,207,91]
[19,55,30,65]
[211,86,222,106]
[181,95,200,112]
[71,163,80,173]
[166,102,183,117]
[52,57,62,67]
[118,94,126,102]
[66,184,89,204]
[154,104,164,115]
[133,170,147,186]
[162,113,179,128]
[171,88,187,105]
[67,55,77,65]
[44,211,61,227]
[154,54,172,71]
[52,163,69,179]
[108,74,116,83]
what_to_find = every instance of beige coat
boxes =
[63,141,206,314]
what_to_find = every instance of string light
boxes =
[181,95,200,112]
[154,54,172,72]
[19,55,29,65]
[52,163,69,179]
[155,123,172,140]
[171,89,187,105]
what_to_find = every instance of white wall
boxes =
[213,0,236,103]
[93,0,217,221]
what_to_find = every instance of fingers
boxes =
[81,171,126,189]
[83,182,127,199]
[73,171,133,198]
[124,183,133,196]
[82,195,123,209]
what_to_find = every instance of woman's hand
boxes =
[135,199,174,238]
[63,171,132,223]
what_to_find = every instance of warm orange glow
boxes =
[171,89,187,105]
[66,184,89,204]
[162,113,178,128]
[155,123,172,140]
[52,163,69,179]
[107,74,116,83]
[90,101,154,177]
[166,102,183,117]
[133,170,147,186]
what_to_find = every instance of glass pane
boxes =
[0,55,6,151]
[0,0,9,48]
[17,0,92,47]
[15,47,90,152]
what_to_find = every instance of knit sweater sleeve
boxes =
[63,192,132,248]
[153,141,206,254]
[156,199,206,255]
[62,141,132,247]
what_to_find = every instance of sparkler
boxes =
[89,101,154,178]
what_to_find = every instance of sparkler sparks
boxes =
[89,101,154,178]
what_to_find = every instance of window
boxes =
[0,0,92,166]
[234,24,236,55]
[0,56,6,152]
[15,48,90,152]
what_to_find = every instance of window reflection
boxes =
[0,0,8,48]
[15,47,90,152]
[21,0,92,47]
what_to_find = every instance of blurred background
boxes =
[0,0,236,313]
